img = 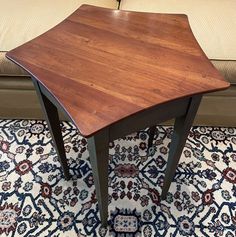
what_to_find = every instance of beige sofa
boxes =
[1,0,236,126]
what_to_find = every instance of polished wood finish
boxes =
[6,5,230,225]
[6,5,229,137]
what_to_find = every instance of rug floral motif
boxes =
[0,120,236,237]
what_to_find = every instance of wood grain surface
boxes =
[6,5,229,137]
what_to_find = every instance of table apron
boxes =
[109,97,190,141]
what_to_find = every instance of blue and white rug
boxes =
[0,120,236,236]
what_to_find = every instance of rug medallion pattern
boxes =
[0,120,235,236]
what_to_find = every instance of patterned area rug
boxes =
[0,120,236,237]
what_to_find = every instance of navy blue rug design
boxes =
[0,120,236,236]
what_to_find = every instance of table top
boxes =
[6,5,229,137]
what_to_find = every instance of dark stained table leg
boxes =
[32,78,71,180]
[161,96,202,199]
[87,129,109,226]
[147,125,157,152]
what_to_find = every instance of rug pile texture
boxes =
[0,120,236,237]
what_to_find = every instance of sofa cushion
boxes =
[0,0,117,77]
[0,52,29,76]
[120,0,236,61]
[211,60,236,85]
[0,76,32,90]
[0,0,117,51]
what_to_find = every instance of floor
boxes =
[0,119,235,237]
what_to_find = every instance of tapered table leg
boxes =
[32,78,71,180]
[161,96,202,199]
[87,129,109,227]
[147,126,157,151]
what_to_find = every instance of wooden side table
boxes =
[6,5,229,226]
